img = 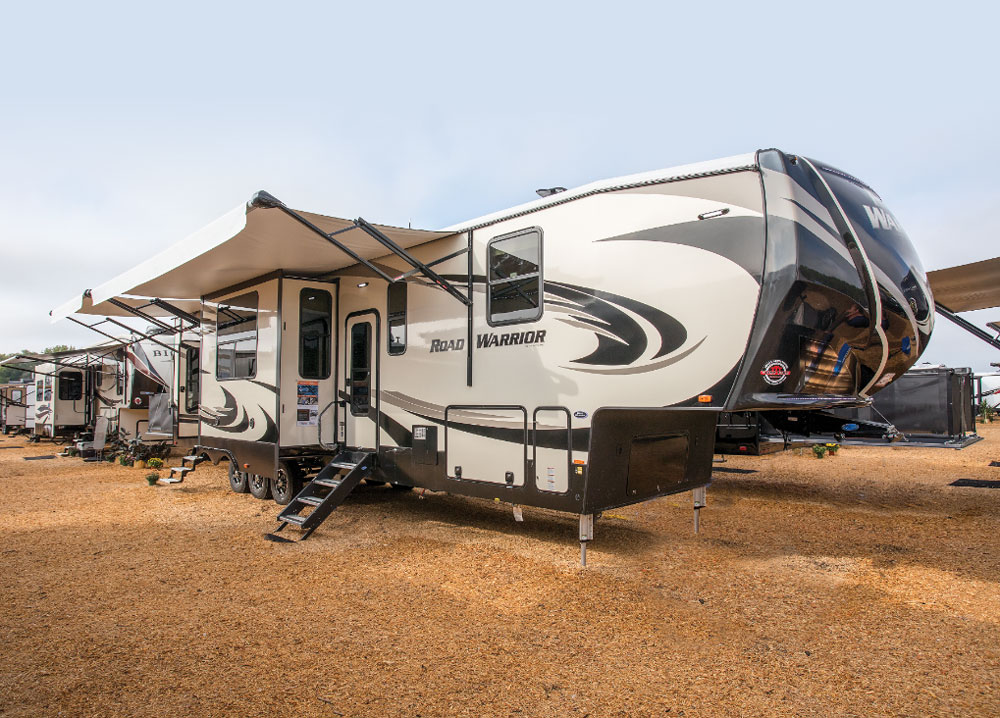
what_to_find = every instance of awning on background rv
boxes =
[50,195,459,320]
[927,256,1000,312]
[925,255,1000,351]
[0,340,128,374]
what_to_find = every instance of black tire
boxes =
[248,472,272,499]
[271,461,300,505]
[228,461,249,493]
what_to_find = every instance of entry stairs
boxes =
[272,450,374,541]
[164,454,207,483]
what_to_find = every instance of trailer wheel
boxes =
[271,461,300,505]
[248,472,272,500]
[228,461,249,493]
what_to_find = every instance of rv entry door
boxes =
[344,311,379,452]
[279,280,338,448]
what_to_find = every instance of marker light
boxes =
[357,282,369,288]
[697,394,712,403]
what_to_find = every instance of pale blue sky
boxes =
[1,1,998,371]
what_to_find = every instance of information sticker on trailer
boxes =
[296,381,319,426]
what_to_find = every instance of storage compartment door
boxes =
[534,408,570,493]
[446,406,527,486]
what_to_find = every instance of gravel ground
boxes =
[1,425,999,717]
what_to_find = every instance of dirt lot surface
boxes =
[2,427,999,717]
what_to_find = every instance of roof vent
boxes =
[535,187,567,198]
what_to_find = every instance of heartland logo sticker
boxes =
[760,359,791,386]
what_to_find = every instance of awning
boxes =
[0,339,128,372]
[927,256,1000,312]
[51,293,205,322]
[51,195,459,320]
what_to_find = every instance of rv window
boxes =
[387,282,407,355]
[349,322,371,416]
[487,229,543,325]
[12,389,22,401]
[185,346,200,414]
[36,379,43,400]
[216,291,259,380]
[44,375,52,401]
[58,371,83,401]
[299,288,332,379]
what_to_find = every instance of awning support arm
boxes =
[248,191,471,305]
[150,298,201,327]
[354,217,471,307]
[106,297,175,333]
[936,302,1000,351]
[67,316,123,345]
[103,317,179,355]
[394,246,470,281]
[253,195,397,284]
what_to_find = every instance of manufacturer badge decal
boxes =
[573,411,588,419]
[760,359,791,386]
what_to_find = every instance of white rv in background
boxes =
[54,149,934,555]
[1,383,30,433]
[1,333,200,447]
[118,336,200,446]
[28,353,122,440]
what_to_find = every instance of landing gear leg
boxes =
[579,513,594,567]
[693,486,707,534]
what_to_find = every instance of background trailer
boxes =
[831,365,979,447]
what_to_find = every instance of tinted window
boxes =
[216,292,258,379]
[43,376,52,401]
[387,282,406,355]
[488,229,542,325]
[349,322,371,416]
[185,346,200,414]
[299,288,332,379]
[58,371,83,401]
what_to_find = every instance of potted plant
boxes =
[825,443,840,456]
[145,472,160,486]
[147,457,164,470]
[118,455,133,467]
[812,444,828,459]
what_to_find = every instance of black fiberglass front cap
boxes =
[811,158,934,386]
[726,150,933,410]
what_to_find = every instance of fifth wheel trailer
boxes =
[54,148,933,557]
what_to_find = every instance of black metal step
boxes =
[275,451,374,539]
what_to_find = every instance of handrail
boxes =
[316,400,338,450]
